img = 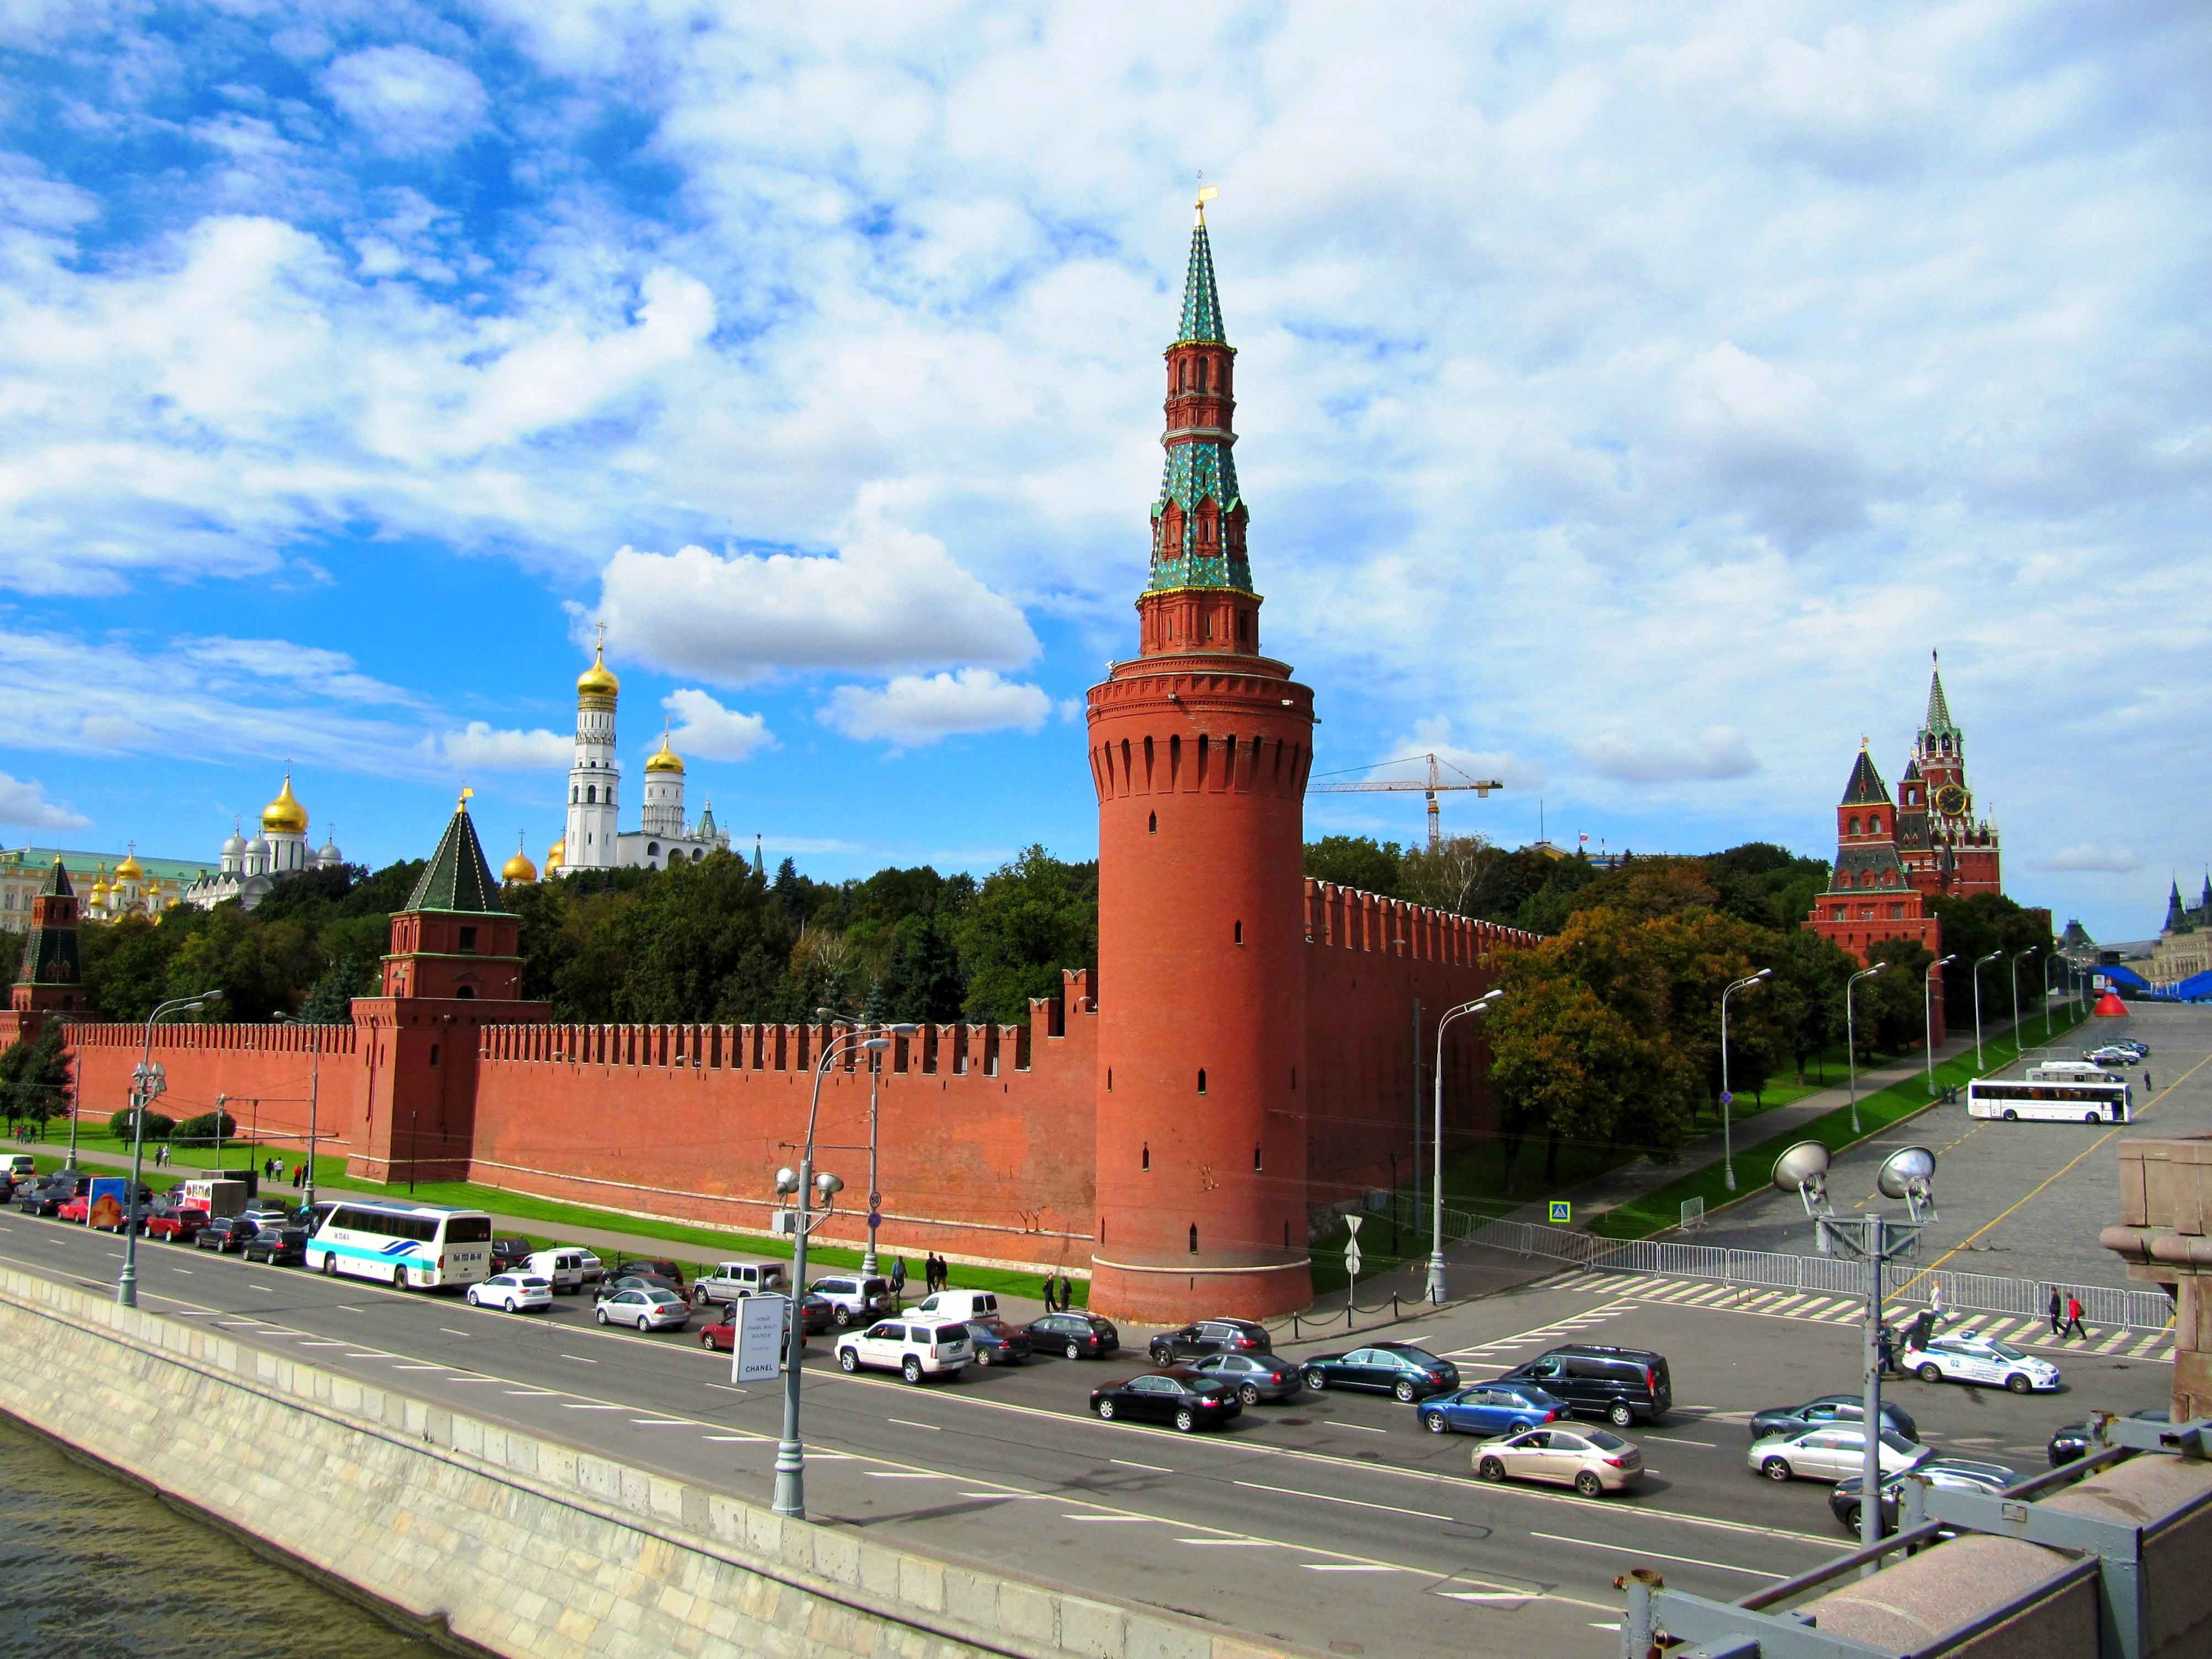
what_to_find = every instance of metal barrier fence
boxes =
[1451,1214,2175,1332]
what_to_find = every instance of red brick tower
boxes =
[1896,652,2001,898]
[2,857,87,1049]
[1804,744,1945,1035]
[1086,197,1317,1322]
[348,793,548,1183]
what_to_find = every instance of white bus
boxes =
[2025,1062,2124,1085]
[1967,1077,2130,1125]
[305,1199,494,1289]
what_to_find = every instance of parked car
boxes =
[1901,1330,2061,1393]
[240,1202,292,1229]
[467,1273,554,1313]
[240,1226,309,1267]
[810,1274,896,1327]
[56,1194,92,1224]
[1748,1424,1929,1484]
[698,1304,805,1356]
[594,1285,690,1331]
[965,1318,1032,1365]
[1492,1344,1672,1426]
[1473,1425,1643,1496]
[1300,1342,1460,1402]
[573,1249,605,1286]
[144,1205,206,1243]
[6,1154,34,1179]
[194,1215,261,1253]
[2114,1039,2151,1057]
[487,1236,535,1273]
[690,1258,790,1307]
[13,1181,68,1216]
[1089,1368,1243,1432]
[1188,1352,1301,1404]
[908,1289,1000,1322]
[1749,1395,1919,1445]
[1145,1318,1271,1366]
[614,1257,687,1288]
[523,1249,588,1295]
[1828,1457,2020,1536]
[2048,1407,2168,1466]
[835,1318,971,1383]
[1026,1311,1120,1359]
[604,1272,683,1299]
[1417,1382,1571,1437]
[2084,1045,2140,1066]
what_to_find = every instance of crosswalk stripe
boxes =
[2095,1329,2132,1354]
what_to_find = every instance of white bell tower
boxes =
[563,626,621,872]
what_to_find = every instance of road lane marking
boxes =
[1305,1563,1396,1572]
[1178,1537,1272,1545]
[1064,1515,1153,1523]
[445,1377,498,1385]
[439,1327,472,1338]
[866,1472,950,1480]
[1234,1480,1452,1523]
[335,1305,364,1312]
[1112,1458,1174,1473]
[299,1341,346,1348]
[504,1389,559,1397]
[1440,1591,1532,1602]
[1530,1532,1784,1578]
[392,1364,446,1371]
[704,1383,750,1396]
[1644,1436,1718,1448]
[559,1354,598,1364]
[630,1418,690,1426]
[887,1418,939,1431]
[561,1403,626,1411]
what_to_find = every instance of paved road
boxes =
[1673,1003,2203,1292]
[0,1213,2175,1659]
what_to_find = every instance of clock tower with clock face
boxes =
[1895,653,2002,899]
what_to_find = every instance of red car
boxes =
[145,1209,206,1243]
[56,1194,92,1224]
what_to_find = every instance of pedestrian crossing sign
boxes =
[1549,1200,1571,1224]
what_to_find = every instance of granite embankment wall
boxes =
[0,1265,1300,1659]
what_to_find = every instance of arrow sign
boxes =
[866,1211,881,1229]
[1719,1091,1734,1107]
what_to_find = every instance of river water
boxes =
[0,1414,432,1657]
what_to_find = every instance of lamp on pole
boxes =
[1719,969,1772,1192]
[2041,953,2059,1042]
[2009,947,2038,1064]
[822,1010,921,1279]
[1427,989,1503,1305]
[1971,950,2002,1073]
[1844,964,1888,1135]
[1924,954,1956,1098]
[773,1020,914,1522]
[275,1012,326,1211]
[119,990,221,1308]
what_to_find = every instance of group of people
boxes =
[1038,1269,1077,1312]
[257,1155,308,1187]
[1872,1281,2093,1375]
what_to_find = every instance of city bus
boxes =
[1966,1076,2130,1125]
[305,1199,494,1290]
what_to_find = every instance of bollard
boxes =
[1614,1569,1662,1659]
[1346,1297,1354,1329]
[1391,1292,1401,1319]
[1291,1311,1301,1342]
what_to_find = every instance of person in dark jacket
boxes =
[2048,1286,2064,1336]
[889,1257,907,1301]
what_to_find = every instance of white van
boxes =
[7,1155,35,1179]
[691,1259,790,1307]
[908,1289,998,1322]
[524,1249,588,1294]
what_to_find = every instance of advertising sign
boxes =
[732,1294,787,1384]
[88,1176,128,1231]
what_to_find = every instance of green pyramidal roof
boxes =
[1176,217,1225,345]
[1924,657,1957,736]
[18,857,81,987]
[1840,747,1889,806]
[403,800,504,915]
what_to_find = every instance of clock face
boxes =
[1935,784,1968,817]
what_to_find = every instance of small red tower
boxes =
[1804,744,1945,1036]
[1086,196,1317,1322]
[3,857,87,1049]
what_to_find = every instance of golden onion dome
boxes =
[114,849,144,881]
[645,731,685,775]
[545,838,566,872]
[576,643,620,702]
[502,835,539,885]
[260,771,309,835]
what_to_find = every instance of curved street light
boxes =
[1844,964,1888,1135]
[118,989,223,1308]
[274,1010,328,1212]
[772,1018,920,1522]
[1719,969,1772,1192]
[1427,989,1503,1305]
[2041,952,2060,1043]
[1925,954,1956,1098]
[2009,947,2039,1066]
[1971,950,2003,1073]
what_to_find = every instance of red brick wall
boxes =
[61,1022,364,1152]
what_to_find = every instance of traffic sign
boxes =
[1343,1242,1363,1276]
[866,1211,881,1229]
[1344,1214,1364,1237]
[1548,1200,1572,1224]
[868,1191,882,1209]
[1719,1090,1734,1107]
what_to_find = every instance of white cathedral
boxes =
[541,637,730,878]
[180,771,345,912]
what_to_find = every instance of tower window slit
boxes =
[1149,811,1157,833]
[1188,1224,1199,1254]
[1234,920,1242,945]
[1142,1143,1149,1171]
[1253,1145,1262,1171]
[1197,1068,1206,1095]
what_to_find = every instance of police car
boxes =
[1898,1329,2060,1394]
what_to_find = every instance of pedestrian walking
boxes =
[889,1256,907,1301]
[1909,1308,1934,1351]
[2048,1287,2064,1336]
[1877,1324,1896,1377]
[1054,1271,1069,1312]
[2064,1295,2087,1342]
[2144,1072,2154,1095]
[1930,1281,1946,1325]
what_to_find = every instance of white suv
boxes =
[835,1318,971,1383]
[811,1274,896,1327]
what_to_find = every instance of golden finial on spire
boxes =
[1194,173,1218,226]
[459,785,475,810]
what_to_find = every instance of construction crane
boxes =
[1309,753,1504,850]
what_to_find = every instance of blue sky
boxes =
[1,3,2206,940]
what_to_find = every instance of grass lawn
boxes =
[1587,1006,2093,1239]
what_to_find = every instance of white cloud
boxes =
[432,723,572,772]
[0,771,89,833]
[2042,844,2141,875]
[176,636,417,706]
[321,46,488,155]
[596,504,1039,686]
[663,688,775,762]
[1580,727,1761,785]
[819,670,1053,747]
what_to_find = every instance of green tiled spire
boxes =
[1924,652,1957,737]
[1147,204,1252,595]
[1176,217,1226,345]
[403,795,504,915]
[1840,745,1888,807]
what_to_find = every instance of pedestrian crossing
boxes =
[1571,1273,2176,1363]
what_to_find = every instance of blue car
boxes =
[1415,1382,1570,1437]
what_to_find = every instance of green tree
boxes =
[1863,937,1938,1055]
[1929,893,2055,1031]
[954,846,1097,1025]
[3,1024,72,1139]
[1303,835,1405,898]
[1770,927,1857,1081]
[876,914,966,1023]
[607,852,795,1024]
[1399,834,1490,915]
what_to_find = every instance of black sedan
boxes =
[2049,1407,2167,1466]
[1089,1368,1244,1432]
[488,1235,535,1273]
[1828,1457,2019,1536]
[1750,1395,1918,1445]
[965,1318,1032,1365]
[15,1178,79,1216]
[194,1215,260,1253]
[1187,1351,1301,1404]
[240,1226,309,1267]
[1300,1342,1460,1402]
[1145,1318,1271,1365]
[1028,1312,1120,1359]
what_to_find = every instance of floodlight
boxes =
[1877,1145,1936,1202]
[815,1172,844,1197]
[774,1166,798,1195]
[1772,1140,1831,1193]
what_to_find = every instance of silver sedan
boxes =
[594,1285,691,1332]
[1748,1424,1928,1484]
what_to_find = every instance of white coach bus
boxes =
[305,1199,494,1290]
[1967,1076,2131,1125]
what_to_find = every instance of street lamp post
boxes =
[407,1109,417,1194]
[1925,955,1956,1098]
[1971,950,2002,1073]
[2010,947,2038,1065]
[118,990,222,1308]
[1427,989,1503,1305]
[773,1019,919,1522]
[275,1012,325,1211]
[1719,969,1772,1192]
[1845,965,1888,1135]
[2042,954,2059,1043]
